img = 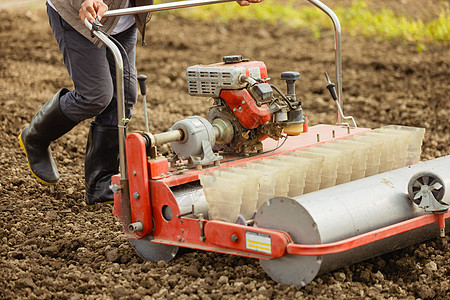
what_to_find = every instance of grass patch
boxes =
[162,0,450,51]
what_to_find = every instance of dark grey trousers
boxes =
[47,4,138,126]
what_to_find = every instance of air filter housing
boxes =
[186,57,268,97]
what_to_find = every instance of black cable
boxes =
[270,84,299,110]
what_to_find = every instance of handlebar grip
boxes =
[326,82,338,101]
[138,74,147,96]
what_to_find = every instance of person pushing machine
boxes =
[18,0,263,205]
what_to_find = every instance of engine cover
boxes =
[185,56,305,156]
[186,60,268,97]
[220,89,271,129]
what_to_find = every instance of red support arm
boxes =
[286,211,449,256]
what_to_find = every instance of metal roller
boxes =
[254,155,450,286]
[131,182,209,262]
[171,182,209,218]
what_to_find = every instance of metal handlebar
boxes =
[84,18,128,181]
[307,0,344,124]
[103,0,235,17]
[92,0,345,125]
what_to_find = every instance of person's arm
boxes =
[79,0,109,23]
[235,0,263,6]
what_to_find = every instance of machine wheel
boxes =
[407,171,446,205]
[129,236,179,262]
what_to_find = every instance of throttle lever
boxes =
[324,72,338,101]
[324,72,357,128]
[138,74,150,132]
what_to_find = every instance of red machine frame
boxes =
[112,125,450,260]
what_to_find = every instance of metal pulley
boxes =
[171,116,222,165]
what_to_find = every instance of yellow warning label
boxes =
[245,231,272,254]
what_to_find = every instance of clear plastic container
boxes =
[216,169,259,220]
[406,150,422,165]
[278,155,309,196]
[380,125,425,165]
[373,128,410,169]
[245,163,278,208]
[332,139,370,180]
[381,125,425,149]
[352,135,383,176]
[318,143,354,185]
[207,200,240,223]
[320,175,337,189]
[250,160,291,197]
[198,173,243,222]
[362,131,396,173]
[291,151,324,193]
[298,147,340,189]
[228,167,262,219]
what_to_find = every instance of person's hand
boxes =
[236,0,264,6]
[79,0,108,23]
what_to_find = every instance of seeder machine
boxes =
[85,0,450,286]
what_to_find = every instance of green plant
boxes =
[160,0,450,51]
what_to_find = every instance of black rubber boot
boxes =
[84,122,120,205]
[18,88,77,185]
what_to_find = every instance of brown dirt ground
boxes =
[1,1,450,299]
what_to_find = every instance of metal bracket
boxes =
[198,213,206,242]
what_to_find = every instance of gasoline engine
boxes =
[169,55,305,164]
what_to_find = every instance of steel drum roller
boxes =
[255,155,450,286]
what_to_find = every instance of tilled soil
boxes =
[1,2,450,299]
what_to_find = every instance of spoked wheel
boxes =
[129,236,179,262]
[407,171,446,205]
